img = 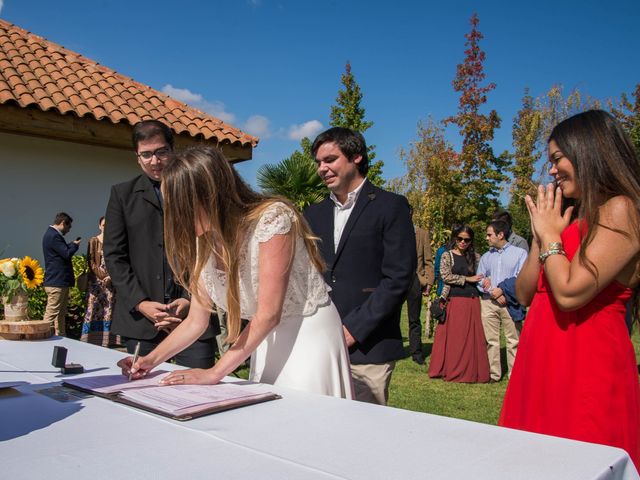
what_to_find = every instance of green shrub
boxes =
[28,287,47,319]
[67,255,89,339]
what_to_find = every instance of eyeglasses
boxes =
[456,236,472,243]
[137,147,171,162]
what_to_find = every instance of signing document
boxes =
[64,372,280,420]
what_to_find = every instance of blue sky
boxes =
[2,1,639,189]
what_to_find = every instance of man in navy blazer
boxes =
[104,120,215,367]
[42,212,80,336]
[304,127,416,405]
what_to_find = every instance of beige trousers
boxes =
[480,298,519,382]
[351,361,396,406]
[44,287,70,336]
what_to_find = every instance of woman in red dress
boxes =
[500,110,640,469]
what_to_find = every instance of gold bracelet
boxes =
[539,248,566,264]
[548,241,563,251]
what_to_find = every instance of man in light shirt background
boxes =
[477,220,527,382]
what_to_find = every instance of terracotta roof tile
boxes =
[20,92,36,105]
[39,96,55,111]
[0,19,257,148]
[0,89,14,103]
[57,100,72,113]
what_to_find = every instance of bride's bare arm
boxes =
[195,231,294,384]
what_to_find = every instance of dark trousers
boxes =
[124,333,216,369]
[407,274,424,360]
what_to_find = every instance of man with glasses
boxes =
[104,120,216,366]
[476,220,527,382]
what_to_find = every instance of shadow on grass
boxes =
[403,343,433,360]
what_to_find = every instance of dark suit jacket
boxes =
[304,181,416,364]
[104,174,214,340]
[42,226,78,287]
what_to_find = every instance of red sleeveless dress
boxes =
[499,222,640,469]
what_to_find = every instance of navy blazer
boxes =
[498,276,526,322]
[304,181,416,364]
[42,226,78,287]
[104,174,214,341]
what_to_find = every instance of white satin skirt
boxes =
[250,300,354,399]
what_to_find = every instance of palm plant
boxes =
[257,147,327,210]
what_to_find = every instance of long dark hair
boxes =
[549,110,640,279]
[447,224,477,274]
[550,110,640,322]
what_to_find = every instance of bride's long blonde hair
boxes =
[162,146,325,343]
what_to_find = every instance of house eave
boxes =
[0,103,253,162]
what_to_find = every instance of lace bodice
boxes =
[200,202,330,319]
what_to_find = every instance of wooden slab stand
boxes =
[0,319,52,340]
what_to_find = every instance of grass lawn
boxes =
[389,306,640,425]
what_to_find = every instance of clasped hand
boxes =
[137,298,190,332]
[525,183,574,246]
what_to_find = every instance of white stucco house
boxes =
[0,19,257,264]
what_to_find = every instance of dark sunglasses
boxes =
[456,236,472,243]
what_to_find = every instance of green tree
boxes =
[330,61,385,187]
[257,138,326,210]
[609,83,640,152]
[508,88,542,241]
[506,85,602,239]
[530,85,602,184]
[391,118,462,246]
[443,13,509,236]
[538,85,602,144]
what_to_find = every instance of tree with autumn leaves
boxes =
[395,13,508,244]
[610,84,640,153]
[391,118,462,247]
[444,13,509,236]
[508,89,542,241]
[397,14,635,247]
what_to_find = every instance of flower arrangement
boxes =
[0,256,45,301]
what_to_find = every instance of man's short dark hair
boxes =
[132,120,174,151]
[54,212,73,226]
[311,127,369,176]
[488,220,509,239]
[492,210,513,228]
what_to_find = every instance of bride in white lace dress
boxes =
[119,146,353,399]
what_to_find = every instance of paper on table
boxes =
[65,370,170,394]
[119,383,271,415]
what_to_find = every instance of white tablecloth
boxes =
[1,337,637,480]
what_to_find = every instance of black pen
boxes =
[128,341,141,381]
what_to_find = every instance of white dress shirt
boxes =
[329,178,367,252]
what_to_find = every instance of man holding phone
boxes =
[42,212,81,336]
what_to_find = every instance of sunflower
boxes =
[19,256,44,289]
